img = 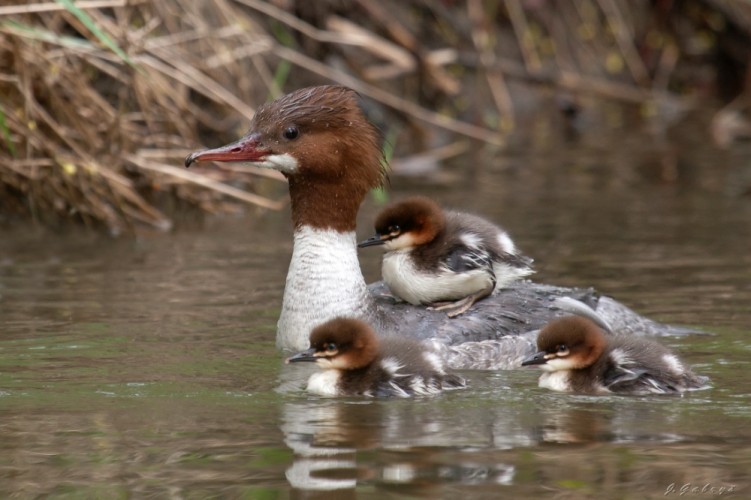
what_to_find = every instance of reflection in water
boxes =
[280,399,518,493]
[278,365,730,494]
[538,407,608,443]
[282,403,357,491]
[278,388,749,495]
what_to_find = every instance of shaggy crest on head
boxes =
[187,85,386,232]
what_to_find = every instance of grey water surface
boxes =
[1,126,750,498]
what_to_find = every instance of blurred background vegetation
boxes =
[1,0,750,234]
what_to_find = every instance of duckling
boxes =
[286,317,466,397]
[359,196,533,317]
[521,315,710,395]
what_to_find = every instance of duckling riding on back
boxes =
[359,196,534,317]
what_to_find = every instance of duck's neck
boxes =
[277,226,377,350]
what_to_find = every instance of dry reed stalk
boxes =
[596,0,651,85]
[0,1,149,17]
[0,0,741,231]
[0,0,282,232]
[467,0,515,132]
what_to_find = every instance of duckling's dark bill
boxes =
[521,351,549,366]
[357,235,387,248]
[285,348,318,364]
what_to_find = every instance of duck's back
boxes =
[367,280,699,370]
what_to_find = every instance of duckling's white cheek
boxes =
[328,357,351,370]
[307,371,341,396]
[543,358,578,371]
[384,234,418,251]
[316,358,335,369]
[256,153,298,174]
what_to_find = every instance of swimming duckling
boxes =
[286,317,466,397]
[521,316,710,395]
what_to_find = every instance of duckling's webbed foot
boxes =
[427,290,489,318]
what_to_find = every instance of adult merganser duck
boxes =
[286,317,466,397]
[185,85,694,365]
[521,315,710,394]
[358,196,533,317]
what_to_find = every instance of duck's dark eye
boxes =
[283,126,299,140]
[324,342,337,352]
[389,225,400,234]
[556,344,568,354]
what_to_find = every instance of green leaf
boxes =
[2,19,92,49]
[371,127,399,204]
[0,106,16,158]
[268,23,296,100]
[55,0,134,66]
[272,60,291,98]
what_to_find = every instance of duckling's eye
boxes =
[556,344,569,355]
[283,126,299,140]
[324,342,337,352]
[388,225,400,234]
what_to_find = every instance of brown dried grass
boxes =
[0,0,290,233]
[0,0,744,232]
